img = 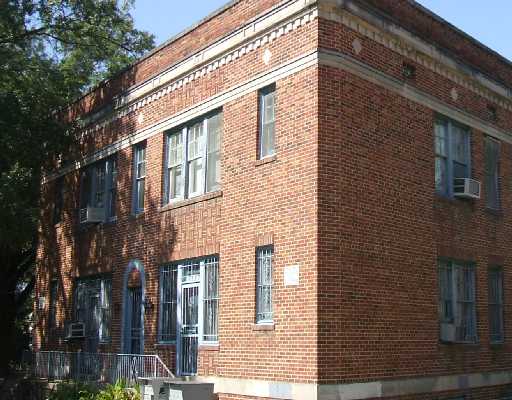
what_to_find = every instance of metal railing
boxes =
[23,351,174,384]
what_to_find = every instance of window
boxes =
[256,246,274,323]
[489,267,504,343]
[163,112,222,204]
[435,119,471,197]
[53,177,64,224]
[203,257,219,342]
[484,137,500,209]
[259,85,276,159]
[74,277,112,343]
[438,259,477,343]
[48,281,58,329]
[79,156,117,221]
[133,143,146,214]
[158,265,178,343]
[158,257,219,343]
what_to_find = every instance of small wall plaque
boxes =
[284,265,300,286]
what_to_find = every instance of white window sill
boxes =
[252,323,275,332]
[159,190,222,212]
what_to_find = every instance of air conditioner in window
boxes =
[453,178,481,199]
[440,322,456,343]
[66,322,86,339]
[79,207,105,223]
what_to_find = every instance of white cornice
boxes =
[319,49,512,143]
[80,0,318,134]
[43,50,318,183]
[319,0,512,111]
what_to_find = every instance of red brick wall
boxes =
[317,13,512,384]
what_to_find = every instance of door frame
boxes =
[176,262,205,376]
[121,260,146,354]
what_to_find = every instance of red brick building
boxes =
[34,0,512,398]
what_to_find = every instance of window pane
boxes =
[168,132,183,167]
[188,123,204,160]
[203,257,219,342]
[94,165,106,208]
[169,165,183,200]
[137,179,145,210]
[489,268,504,342]
[435,157,447,193]
[260,88,276,159]
[452,125,468,165]
[484,138,500,209]
[435,123,447,156]
[207,114,222,192]
[188,158,203,195]
[438,261,453,322]
[108,158,117,219]
[256,247,273,323]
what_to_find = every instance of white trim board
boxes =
[203,370,512,400]
[43,50,318,183]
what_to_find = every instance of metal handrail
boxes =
[23,351,175,384]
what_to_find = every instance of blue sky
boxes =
[132,1,512,61]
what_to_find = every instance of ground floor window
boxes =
[158,256,219,344]
[438,259,477,343]
[74,276,112,347]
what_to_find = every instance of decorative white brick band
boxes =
[81,0,318,136]
[319,0,512,111]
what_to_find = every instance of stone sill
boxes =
[159,191,223,212]
[252,323,275,332]
[255,154,277,167]
[199,344,220,351]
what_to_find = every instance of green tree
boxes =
[0,0,154,376]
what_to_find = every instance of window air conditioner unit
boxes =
[453,178,481,199]
[66,322,86,339]
[440,322,456,343]
[79,207,105,223]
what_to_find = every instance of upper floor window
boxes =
[259,85,276,159]
[256,246,274,324]
[79,156,117,223]
[74,276,112,343]
[438,259,477,343]
[489,266,504,343]
[484,137,500,210]
[435,119,471,197]
[133,143,146,214]
[163,112,222,204]
[53,177,64,225]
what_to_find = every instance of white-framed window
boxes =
[484,137,500,210]
[435,118,471,197]
[438,259,477,343]
[259,85,276,159]
[157,256,220,344]
[489,266,504,343]
[74,276,112,343]
[158,265,178,343]
[48,280,58,329]
[79,156,117,221]
[163,112,222,204]
[256,246,274,324]
[133,143,146,214]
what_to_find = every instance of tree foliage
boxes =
[0,0,154,375]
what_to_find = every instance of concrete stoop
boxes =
[139,377,214,400]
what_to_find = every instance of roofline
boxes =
[409,0,512,67]
[71,0,243,108]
